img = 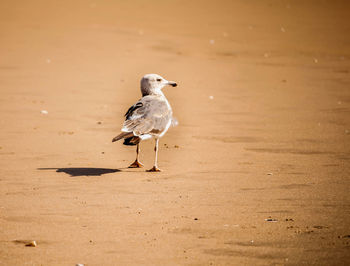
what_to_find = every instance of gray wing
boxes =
[121,95,172,136]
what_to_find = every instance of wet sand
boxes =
[0,0,349,265]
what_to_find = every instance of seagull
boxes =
[112,74,177,172]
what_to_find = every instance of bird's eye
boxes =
[156,78,162,82]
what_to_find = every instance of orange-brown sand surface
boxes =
[1,0,350,265]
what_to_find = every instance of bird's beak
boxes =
[167,81,177,87]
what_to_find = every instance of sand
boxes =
[0,0,349,265]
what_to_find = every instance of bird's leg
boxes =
[147,138,161,172]
[128,143,143,168]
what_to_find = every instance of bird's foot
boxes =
[146,166,161,172]
[128,160,144,168]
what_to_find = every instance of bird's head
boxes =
[141,74,177,96]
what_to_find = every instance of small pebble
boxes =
[209,95,214,100]
[25,240,37,247]
[40,110,48,115]
[265,218,278,222]
[313,225,327,229]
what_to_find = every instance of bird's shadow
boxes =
[38,167,121,177]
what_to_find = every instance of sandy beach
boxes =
[0,0,349,265]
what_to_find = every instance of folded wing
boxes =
[121,95,172,136]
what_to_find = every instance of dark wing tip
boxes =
[125,102,143,119]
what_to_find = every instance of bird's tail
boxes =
[112,132,134,142]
